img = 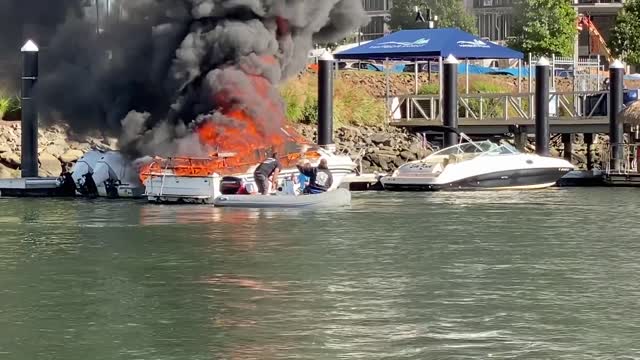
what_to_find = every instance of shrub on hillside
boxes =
[280,76,385,127]
[0,94,20,121]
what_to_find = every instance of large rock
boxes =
[371,133,391,144]
[0,163,16,179]
[43,144,67,158]
[59,149,84,163]
[0,151,20,168]
[400,151,417,161]
[39,152,62,176]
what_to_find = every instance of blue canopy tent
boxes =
[334,28,523,60]
[334,28,526,100]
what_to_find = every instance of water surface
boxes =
[1,188,640,359]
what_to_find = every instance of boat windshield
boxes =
[425,140,521,160]
[429,141,497,156]
[478,142,520,156]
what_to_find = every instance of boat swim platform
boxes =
[0,177,73,197]
[391,117,611,135]
[340,173,384,191]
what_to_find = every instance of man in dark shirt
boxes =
[296,158,333,194]
[253,153,281,195]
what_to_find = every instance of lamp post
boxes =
[414,5,438,29]
[415,5,438,80]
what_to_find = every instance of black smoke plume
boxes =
[0,0,84,91]
[29,0,369,158]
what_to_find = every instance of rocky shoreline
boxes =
[0,121,117,179]
[0,121,610,180]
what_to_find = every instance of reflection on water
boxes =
[1,188,640,359]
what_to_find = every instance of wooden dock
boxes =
[389,91,616,135]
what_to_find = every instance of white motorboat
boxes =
[381,134,575,191]
[142,147,357,204]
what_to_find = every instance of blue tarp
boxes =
[335,28,524,60]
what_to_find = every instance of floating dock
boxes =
[557,170,605,187]
[0,177,74,197]
[340,173,384,191]
[602,171,640,187]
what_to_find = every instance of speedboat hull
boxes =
[213,188,351,208]
[381,137,575,192]
[382,166,572,191]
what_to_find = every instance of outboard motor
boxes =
[220,176,245,195]
[70,150,104,196]
[72,151,148,198]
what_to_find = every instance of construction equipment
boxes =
[577,14,614,62]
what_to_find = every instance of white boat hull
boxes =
[144,152,356,204]
[213,188,351,208]
[382,153,574,191]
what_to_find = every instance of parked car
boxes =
[402,63,440,73]
[337,61,383,72]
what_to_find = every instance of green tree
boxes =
[508,0,577,57]
[388,0,477,34]
[610,0,640,64]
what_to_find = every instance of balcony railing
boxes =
[573,0,623,4]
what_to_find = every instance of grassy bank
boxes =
[279,73,386,127]
[280,71,527,126]
[0,93,20,121]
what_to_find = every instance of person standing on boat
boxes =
[253,153,281,195]
[296,158,333,194]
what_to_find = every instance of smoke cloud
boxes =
[0,0,84,91]
[28,0,369,158]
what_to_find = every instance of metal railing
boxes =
[388,91,610,123]
[602,143,640,174]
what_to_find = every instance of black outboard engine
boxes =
[220,176,245,195]
[77,172,99,198]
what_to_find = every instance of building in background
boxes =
[573,0,622,57]
[360,0,393,41]
[472,0,623,58]
[473,0,515,43]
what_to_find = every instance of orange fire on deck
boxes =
[139,54,317,183]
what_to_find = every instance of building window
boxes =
[360,16,386,40]
[476,12,513,41]
[362,0,390,12]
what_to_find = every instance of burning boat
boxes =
[140,125,356,204]
[31,1,369,204]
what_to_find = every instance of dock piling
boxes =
[20,40,39,178]
[443,54,459,147]
[562,133,573,163]
[609,60,624,172]
[317,51,335,151]
[535,57,550,156]
[585,133,594,170]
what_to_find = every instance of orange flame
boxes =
[139,55,317,184]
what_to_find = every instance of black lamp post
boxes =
[414,5,438,29]
[415,5,438,80]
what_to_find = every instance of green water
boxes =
[1,189,640,359]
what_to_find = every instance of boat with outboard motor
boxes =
[142,146,357,204]
[381,133,574,191]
